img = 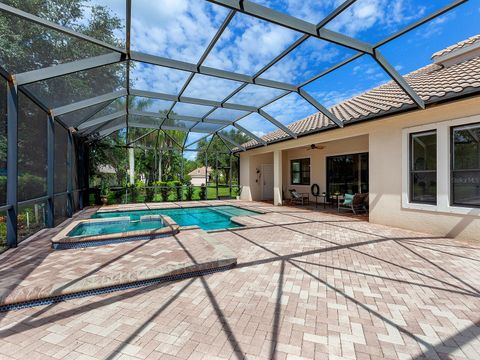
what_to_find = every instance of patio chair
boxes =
[289,189,310,205]
[338,193,368,214]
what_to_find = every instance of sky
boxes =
[87,0,480,158]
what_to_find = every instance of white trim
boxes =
[401,114,480,216]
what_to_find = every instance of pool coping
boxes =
[51,215,180,249]
[96,202,268,216]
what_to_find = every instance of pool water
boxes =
[91,206,259,231]
[68,219,165,237]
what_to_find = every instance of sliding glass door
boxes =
[326,153,368,196]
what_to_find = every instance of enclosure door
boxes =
[262,164,274,200]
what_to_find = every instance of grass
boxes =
[90,186,237,206]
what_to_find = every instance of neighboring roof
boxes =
[97,164,116,174]
[432,34,480,59]
[241,36,480,151]
[188,166,212,177]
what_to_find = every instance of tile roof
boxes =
[240,36,480,150]
[432,34,480,59]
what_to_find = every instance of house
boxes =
[188,166,212,186]
[238,35,480,241]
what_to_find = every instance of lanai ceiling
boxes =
[0,0,468,151]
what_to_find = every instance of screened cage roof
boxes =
[0,0,470,151]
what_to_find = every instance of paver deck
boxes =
[0,200,479,360]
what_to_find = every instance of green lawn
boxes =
[89,186,238,205]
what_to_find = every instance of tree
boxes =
[196,129,249,185]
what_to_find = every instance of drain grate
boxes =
[0,263,235,312]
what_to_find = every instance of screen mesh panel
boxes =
[54,194,68,226]
[23,63,126,109]
[0,10,109,74]
[18,200,47,243]
[18,93,47,202]
[54,123,68,193]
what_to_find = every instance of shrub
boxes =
[185,183,194,201]
[113,188,124,204]
[171,180,182,201]
[145,185,155,202]
[199,183,207,200]
[127,183,137,202]
[158,181,170,202]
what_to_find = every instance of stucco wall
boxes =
[239,96,480,241]
[281,135,369,202]
[239,152,273,201]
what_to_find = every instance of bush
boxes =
[113,188,124,204]
[185,183,194,201]
[145,186,155,202]
[171,180,182,201]
[199,183,207,200]
[158,181,170,202]
[127,183,137,202]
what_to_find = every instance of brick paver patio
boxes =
[0,201,479,359]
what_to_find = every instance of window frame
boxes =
[450,122,480,208]
[290,158,310,186]
[409,130,437,205]
[401,114,480,216]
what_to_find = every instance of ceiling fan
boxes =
[306,144,325,151]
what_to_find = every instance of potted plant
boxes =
[234,186,242,200]
[100,181,109,206]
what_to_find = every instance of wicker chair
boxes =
[338,193,368,214]
[289,189,310,205]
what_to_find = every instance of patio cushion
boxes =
[343,194,354,205]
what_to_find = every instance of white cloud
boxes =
[202,13,301,75]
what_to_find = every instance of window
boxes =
[451,123,480,207]
[291,158,310,185]
[410,131,437,204]
[326,153,368,196]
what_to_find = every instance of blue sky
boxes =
[92,0,480,158]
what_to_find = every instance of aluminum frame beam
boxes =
[205,0,373,54]
[15,53,125,85]
[373,49,425,109]
[130,51,297,92]
[78,110,127,131]
[53,90,127,116]
[259,109,297,139]
[6,79,18,247]
[46,114,55,228]
[0,0,464,149]
[205,0,428,112]
[129,110,232,126]
[234,123,267,146]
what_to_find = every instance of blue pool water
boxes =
[68,219,165,237]
[91,206,259,231]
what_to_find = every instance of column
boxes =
[273,150,283,206]
[239,154,252,201]
[129,147,134,184]
[6,79,18,247]
[46,113,55,228]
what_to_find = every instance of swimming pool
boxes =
[92,206,259,231]
[68,218,165,237]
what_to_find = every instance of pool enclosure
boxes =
[0,0,467,250]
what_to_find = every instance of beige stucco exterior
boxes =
[239,96,480,242]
